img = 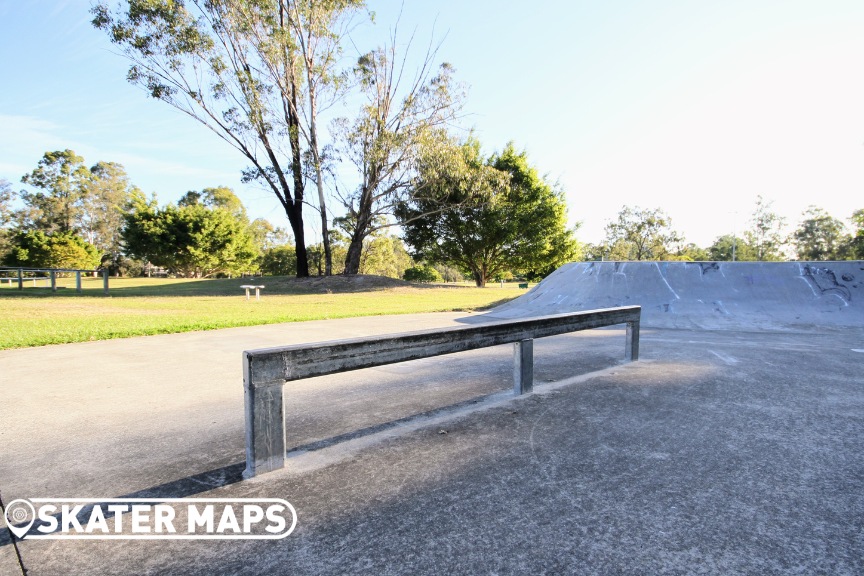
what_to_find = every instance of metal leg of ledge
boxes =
[243,372,286,478]
[513,338,534,395]
[626,320,640,361]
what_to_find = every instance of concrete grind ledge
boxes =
[1,312,863,575]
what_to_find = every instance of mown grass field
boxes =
[0,275,525,349]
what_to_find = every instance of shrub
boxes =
[403,265,443,283]
[2,230,101,269]
[259,245,297,276]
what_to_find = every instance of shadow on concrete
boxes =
[0,462,247,545]
[0,334,628,551]
[5,329,864,574]
[288,393,505,454]
[100,330,864,575]
[0,391,517,546]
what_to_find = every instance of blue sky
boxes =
[1,0,862,247]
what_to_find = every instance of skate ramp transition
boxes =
[486,261,864,330]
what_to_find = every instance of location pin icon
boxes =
[5,499,36,539]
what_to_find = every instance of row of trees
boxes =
[0,150,417,278]
[586,198,864,263]
[90,0,467,279]
[0,153,260,275]
[3,147,859,284]
[0,150,135,271]
[2,142,573,286]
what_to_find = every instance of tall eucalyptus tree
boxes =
[92,0,365,276]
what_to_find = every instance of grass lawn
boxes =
[0,275,527,349]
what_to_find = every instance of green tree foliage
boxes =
[15,149,134,267]
[0,179,12,225]
[792,206,850,261]
[403,264,442,283]
[85,161,140,265]
[671,243,710,262]
[259,245,297,276]
[93,0,366,277]
[306,228,347,275]
[358,234,413,278]
[179,186,248,220]
[249,218,292,252]
[745,195,786,261]
[307,240,346,276]
[433,263,463,283]
[846,209,864,259]
[253,218,297,275]
[599,206,683,261]
[399,141,579,287]
[2,230,101,270]
[0,179,13,259]
[580,243,605,262]
[332,216,413,278]
[15,152,139,272]
[19,150,90,234]
[708,234,757,261]
[122,191,258,277]
[333,38,463,275]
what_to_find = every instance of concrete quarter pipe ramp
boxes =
[487,261,864,330]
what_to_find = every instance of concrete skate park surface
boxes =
[486,260,864,330]
[1,263,863,575]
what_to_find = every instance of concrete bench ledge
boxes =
[243,306,641,477]
[240,285,265,300]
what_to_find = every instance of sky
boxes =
[1,0,863,248]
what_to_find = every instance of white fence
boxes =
[0,267,110,294]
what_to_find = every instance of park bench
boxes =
[242,306,641,477]
[240,284,265,300]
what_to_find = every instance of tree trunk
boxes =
[294,231,309,278]
[284,200,309,277]
[343,232,363,275]
[472,268,486,287]
[343,188,375,276]
[320,207,332,275]
[307,83,332,276]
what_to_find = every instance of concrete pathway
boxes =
[1,312,863,575]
